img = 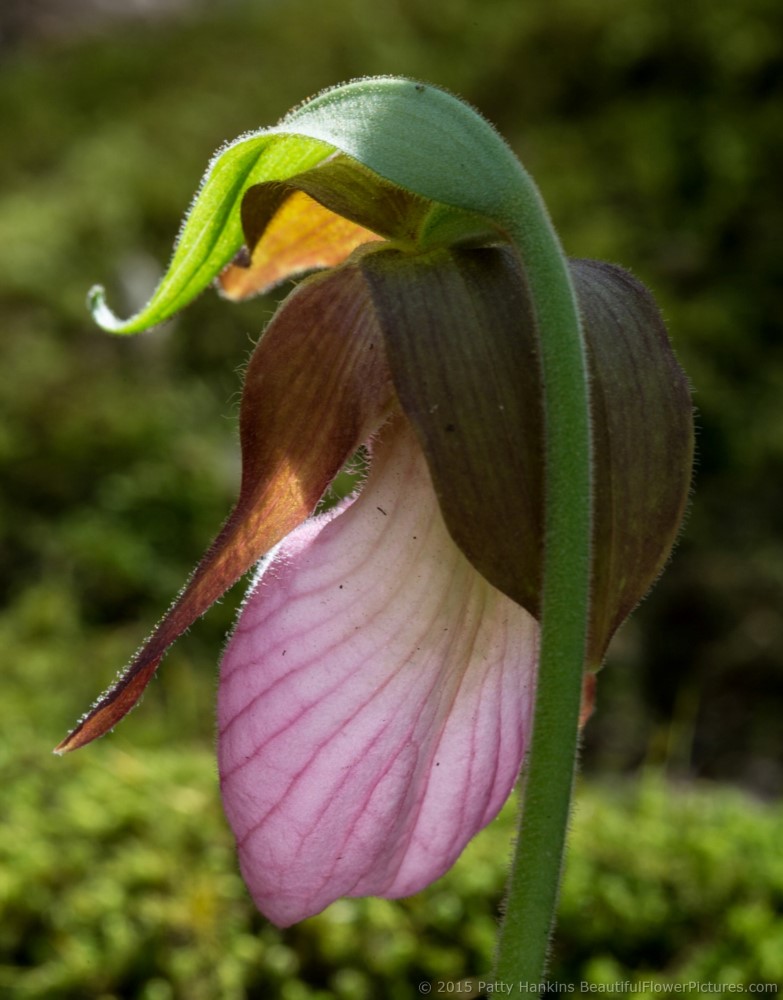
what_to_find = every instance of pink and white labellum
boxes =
[219,415,537,926]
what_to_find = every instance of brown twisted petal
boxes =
[55,263,393,753]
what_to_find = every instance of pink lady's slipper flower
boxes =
[57,79,693,928]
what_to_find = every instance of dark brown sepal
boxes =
[571,258,693,665]
[361,246,693,668]
[360,245,546,614]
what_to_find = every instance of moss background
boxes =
[1,0,781,995]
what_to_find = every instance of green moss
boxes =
[2,749,782,997]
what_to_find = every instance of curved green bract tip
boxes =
[87,285,113,328]
[91,134,336,334]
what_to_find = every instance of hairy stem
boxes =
[492,212,592,989]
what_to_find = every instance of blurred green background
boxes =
[1,0,781,996]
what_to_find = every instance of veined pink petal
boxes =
[218,415,538,926]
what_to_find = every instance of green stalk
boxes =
[491,228,592,987]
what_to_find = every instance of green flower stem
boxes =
[492,232,592,986]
